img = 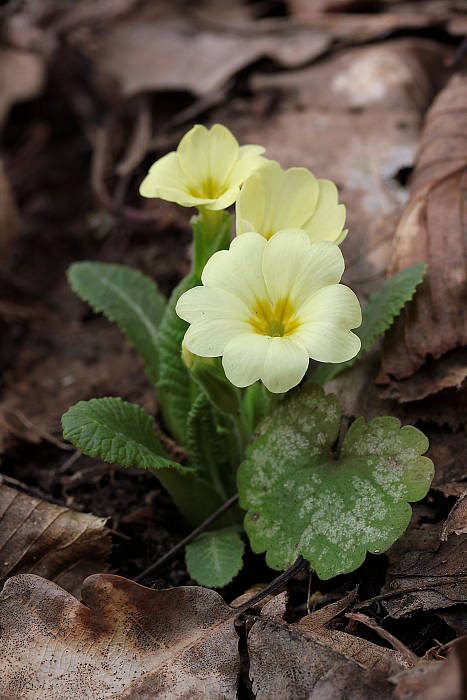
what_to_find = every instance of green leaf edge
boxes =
[185,527,245,588]
[68,262,166,386]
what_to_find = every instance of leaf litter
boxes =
[1,0,467,696]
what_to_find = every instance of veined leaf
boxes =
[186,527,245,588]
[312,263,426,385]
[62,397,179,471]
[68,262,166,386]
[238,382,434,580]
[186,394,237,500]
[62,397,226,526]
[156,272,201,447]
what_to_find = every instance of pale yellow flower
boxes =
[139,124,265,211]
[176,229,361,393]
[236,160,347,244]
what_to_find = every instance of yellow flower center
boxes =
[249,297,300,337]
[188,177,229,199]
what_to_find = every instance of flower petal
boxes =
[303,179,347,244]
[227,149,266,190]
[139,152,191,203]
[236,161,319,238]
[297,284,362,328]
[222,333,269,387]
[293,285,362,363]
[262,231,345,309]
[183,319,249,357]
[222,334,309,392]
[178,124,239,194]
[201,232,268,306]
[261,337,309,393]
[176,285,249,324]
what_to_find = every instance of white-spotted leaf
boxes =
[186,527,245,588]
[238,382,434,580]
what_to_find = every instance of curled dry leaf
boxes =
[89,18,330,100]
[377,74,467,400]
[0,481,110,597]
[383,531,467,618]
[441,492,467,540]
[248,589,412,699]
[0,573,239,699]
[391,637,467,700]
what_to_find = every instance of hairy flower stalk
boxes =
[139,124,265,213]
[176,229,361,393]
[236,160,347,244]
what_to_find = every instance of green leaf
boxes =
[156,272,201,446]
[62,397,228,526]
[312,263,426,385]
[68,262,166,386]
[186,394,237,500]
[62,397,178,470]
[238,382,434,580]
[185,527,245,588]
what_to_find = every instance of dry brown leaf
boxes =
[0,573,239,699]
[251,39,449,114]
[0,481,110,597]
[391,637,467,700]
[441,492,467,540]
[382,532,467,618]
[89,17,330,100]
[377,73,467,400]
[0,47,45,127]
[247,590,412,699]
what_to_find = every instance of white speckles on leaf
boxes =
[237,381,434,580]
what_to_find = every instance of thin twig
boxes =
[230,556,307,616]
[355,575,467,609]
[134,493,239,583]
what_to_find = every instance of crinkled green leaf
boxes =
[312,263,426,385]
[238,382,434,580]
[186,394,237,500]
[68,262,166,386]
[62,397,179,470]
[156,273,201,447]
[186,527,245,588]
[62,397,226,526]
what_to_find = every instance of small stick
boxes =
[134,493,239,583]
[355,575,467,609]
[230,556,307,616]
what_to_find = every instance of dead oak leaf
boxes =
[377,73,467,400]
[0,573,239,699]
[247,589,412,699]
[89,18,330,100]
[383,532,467,618]
[0,481,110,597]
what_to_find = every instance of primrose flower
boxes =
[139,124,265,211]
[176,229,361,393]
[236,160,347,244]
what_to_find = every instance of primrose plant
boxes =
[62,124,433,588]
